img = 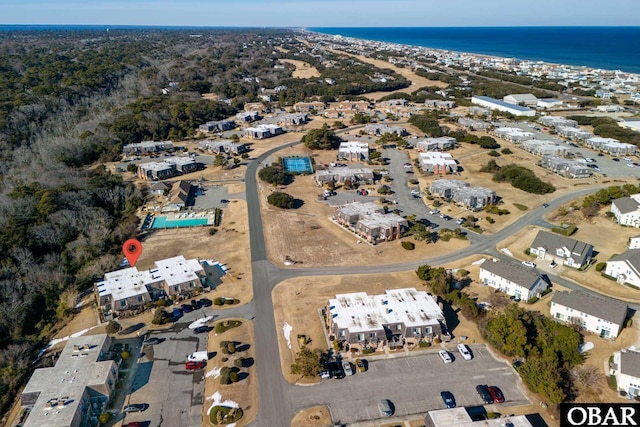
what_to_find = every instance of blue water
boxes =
[283,157,313,173]
[309,27,640,74]
[151,216,208,229]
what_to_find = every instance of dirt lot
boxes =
[290,405,332,427]
[259,167,469,267]
[280,59,321,79]
[204,319,258,427]
[325,47,448,101]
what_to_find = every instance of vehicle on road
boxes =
[440,391,456,408]
[488,386,505,403]
[181,303,194,313]
[143,337,162,346]
[190,299,202,309]
[429,209,440,215]
[457,344,472,360]
[185,360,206,370]
[123,403,149,413]
[613,158,620,162]
[200,298,213,307]
[379,399,394,417]
[410,189,420,196]
[456,218,465,225]
[476,385,493,404]
[342,361,354,376]
[320,370,330,379]
[194,325,211,334]
[187,351,209,362]
[438,350,453,364]
[522,261,536,268]
[170,308,183,322]
[355,358,366,372]
[542,203,549,208]
[624,157,633,161]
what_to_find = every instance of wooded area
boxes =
[0,28,419,416]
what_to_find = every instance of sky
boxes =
[1,0,640,27]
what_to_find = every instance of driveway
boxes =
[288,345,529,425]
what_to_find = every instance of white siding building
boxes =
[611,194,640,227]
[613,348,640,397]
[478,259,549,301]
[605,249,640,288]
[550,290,627,339]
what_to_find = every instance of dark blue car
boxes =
[441,391,456,408]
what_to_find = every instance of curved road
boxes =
[240,136,626,427]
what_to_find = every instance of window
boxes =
[396,324,402,331]
[340,330,346,337]
[357,333,365,341]
[425,326,432,334]
[413,327,421,335]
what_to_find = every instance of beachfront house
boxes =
[551,290,627,339]
[326,288,447,351]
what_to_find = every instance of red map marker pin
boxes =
[123,239,142,267]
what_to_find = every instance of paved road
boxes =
[233,133,627,427]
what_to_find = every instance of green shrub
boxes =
[401,241,415,250]
[527,296,539,304]
[418,341,431,348]
[209,228,217,236]
[215,320,242,334]
[155,299,167,307]
[552,224,577,236]
[513,203,529,211]
[99,412,111,424]
[501,148,513,155]
[152,308,168,325]
[214,297,225,305]
[488,150,500,157]
[595,262,606,272]
[106,320,121,334]
[362,348,375,354]
[267,191,295,209]
[234,357,245,368]
[485,216,495,224]
[209,406,244,425]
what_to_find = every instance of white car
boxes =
[342,361,354,376]
[522,261,536,268]
[624,157,632,161]
[457,344,472,361]
[430,209,440,215]
[438,350,453,364]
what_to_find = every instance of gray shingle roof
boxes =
[612,197,640,215]
[609,249,640,272]
[480,259,544,290]
[621,350,640,378]
[530,230,593,267]
[551,290,627,326]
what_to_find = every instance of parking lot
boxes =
[289,345,530,425]
[120,308,217,427]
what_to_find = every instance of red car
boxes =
[185,360,206,370]
[487,386,505,403]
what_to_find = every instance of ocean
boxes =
[308,27,640,75]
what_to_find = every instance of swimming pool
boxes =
[151,216,209,229]
[282,156,313,174]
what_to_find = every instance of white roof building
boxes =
[338,141,369,161]
[418,152,457,174]
[472,95,536,117]
[503,93,538,106]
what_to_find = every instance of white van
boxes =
[187,351,209,362]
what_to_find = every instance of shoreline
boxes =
[302,27,640,77]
